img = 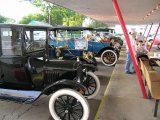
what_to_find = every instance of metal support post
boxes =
[146,23,153,40]
[112,0,147,98]
[149,23,160,51]
[143,25,148,37]
[154,100,159,117]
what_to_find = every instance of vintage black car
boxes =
[0,24,100,120]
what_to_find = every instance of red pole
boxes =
[149,23,160,52]
[112,0,147,98]
[146,23,153,40]
[143,25,148,37]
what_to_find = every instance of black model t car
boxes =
[0,24,100,120]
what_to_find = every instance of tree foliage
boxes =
[0,15,7,23]
[0,14,15,23]
[88,20,108,28]
[19,13,46,24]
[63,14,85,26]
[31,0,85,26]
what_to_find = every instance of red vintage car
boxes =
[147,34,160,49]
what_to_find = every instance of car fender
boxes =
[42,79,86,95]
[82,63,97,72]
[98,46,115,55]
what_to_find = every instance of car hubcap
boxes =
[103,52,115,64]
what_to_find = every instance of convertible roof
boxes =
[51,26,93,31]
[0,23,52,29]
[94,27,114,32]
[45,0,160,25]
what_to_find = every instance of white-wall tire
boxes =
[83,72,100,99]
[101,49,118,66]
[49,89,89,120]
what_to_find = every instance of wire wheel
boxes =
[49,89,89,120]
[83,72,100,99]
[101,49,118,66]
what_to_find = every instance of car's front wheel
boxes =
[83,72,100,99]
[157,43,160,49]
[101,49,118,66]
[49,89,89,120]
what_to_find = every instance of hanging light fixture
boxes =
[142,3,160,20]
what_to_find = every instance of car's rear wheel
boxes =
[157,43,160,49]
[83,72,100,99]
[101,49,118,66]
[49,89,89,120]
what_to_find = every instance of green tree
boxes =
[0,15,7,23]
[63,14,85,26]
[5,18,15,23]
[0,14,15,23]
[19,13,46,24]
[89,20,108,28]
[31,0,85,26]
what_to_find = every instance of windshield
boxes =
[49,30,90,49]
[24,30,46,53]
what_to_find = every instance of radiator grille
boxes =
[44,70,60,84]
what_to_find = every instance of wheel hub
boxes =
[65,110,68,113]
[64,104,73,113]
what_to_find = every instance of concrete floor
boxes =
[96,46,160,120]
[1,45,159,120]
[88,59,114,120]
[0,58,114,120]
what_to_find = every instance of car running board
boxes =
[0,88,41,104]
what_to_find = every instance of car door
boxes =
[0,27,32,90]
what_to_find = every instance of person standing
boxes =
[125,32,136,74]
[137,32,146,44]
[137,32,144,40]
[136,40,148,61]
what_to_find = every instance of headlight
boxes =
[83,68,87,73]
[88,52,93,58]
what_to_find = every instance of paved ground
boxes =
[1,45,159,120]
[96,46,160,120]
[88,59,114,120]
[0,58,114,120]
